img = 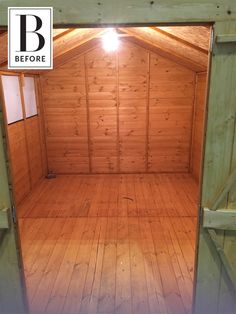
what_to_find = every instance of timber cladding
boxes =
[7,121,31,204]
[7,116,44,204]
[41,40,196,174]
[191,72,207,183]
[0,74,46,205]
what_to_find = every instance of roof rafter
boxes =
[157,26,211,51]
[153,27,209,54]
[0,27,210,73]
[0,32,8,67]
[0,28,106,73]
[53,28,106,67]
[119,27,208,72]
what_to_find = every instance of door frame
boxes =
[0,21,214,313]
[0,93,28,313]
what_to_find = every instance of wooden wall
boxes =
[149,54,195,172]
[2,75,46,205]
[86,48,118,172]
[41,41,196,174]
[42,57,89,173]
[191,72,207,183]
[7,121,31,204]
[7,116,44,204]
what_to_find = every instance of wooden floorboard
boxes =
[18,173,198,314]
[18,174,198,218]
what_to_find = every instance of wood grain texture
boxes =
[18,173,198,314]
[41,41,196,174]
[86,47,118,173]
[0,1,235,25]
[119,43,148,172]
[148,53,195,172]
[41,56,89,174]
[0,29,104,70]
[25,116,44,186]
[35,76,48,176]
[191,72,207,183]
[53,29,105,68]
[20,217,197,314]
[18,173,198,218]
[7,121,31,204]
[194,21,236,314]
[157,26,211,52]
[0,32,7,67]
[120,27,208,72]
[7,116,45,205]
[1,26,210,73]
[1,73,46,205]
[19,216,197,314]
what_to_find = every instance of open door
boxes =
[0,100,27,312]
[194,21,236,314]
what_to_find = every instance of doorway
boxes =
[0,24,212,314]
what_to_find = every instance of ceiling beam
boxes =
[153,27,209,54]
[53,38,101,69]
[157,26,211,52]
[0,28,106,71]
[119,27,208,72]
[0,29,73,68]
[53,28,74,40]
[53,28,106,59]
[0,32,8,67]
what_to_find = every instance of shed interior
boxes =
[0,25,210,314]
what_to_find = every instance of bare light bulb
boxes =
[102,28,120,52]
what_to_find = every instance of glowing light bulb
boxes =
[102,28,120,52]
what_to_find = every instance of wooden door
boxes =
[194,21,236,314]
[0,99,28,313]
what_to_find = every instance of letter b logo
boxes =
[8,7,53,69]
[19,14,45,52]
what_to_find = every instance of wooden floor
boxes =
[18,174,198,314]
[18,174,198,218]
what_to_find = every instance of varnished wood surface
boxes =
[19,216,197,314]
[0,26,210,71]
[7,121,31,204]
[1,73,46,205]
[18,174,198,218]
[120,28,208,72]
[41,41,195,174]
[156,26,211,52]
[19,174,198,313]
[7,116,44,205]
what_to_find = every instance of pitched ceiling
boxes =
[119,27,209,72]
[157,26,211,51]
[0,26,211,73]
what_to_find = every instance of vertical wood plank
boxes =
[84,53,92,173]
[146,52,151,172]
[129,217,150,314]
[115,217,132,314]
[116,50,120,173]
[19,74,32,189]
[34,76,48,176]
[98,217,117,313]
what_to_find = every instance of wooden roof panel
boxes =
[119,27,209,72]
[0,26,210,73]
[53,28,69,37]
[157,26,211,51]
[0,32,8,66]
